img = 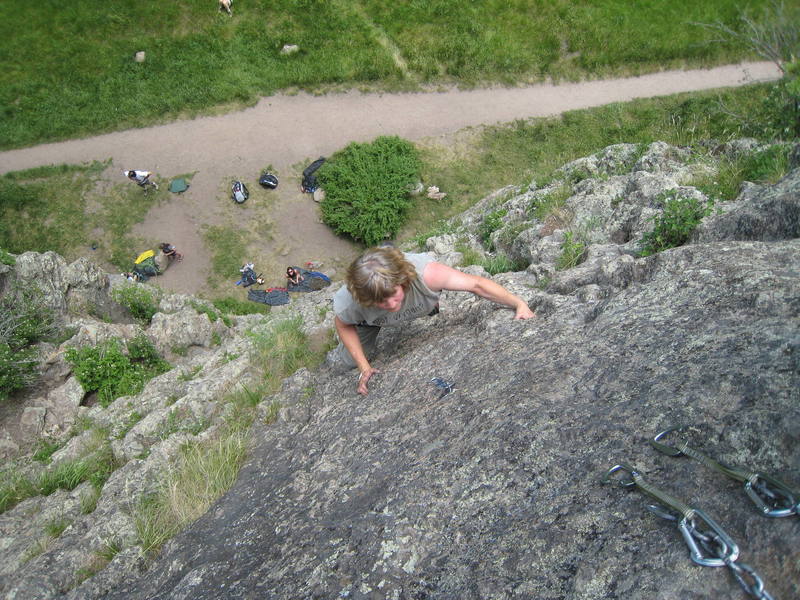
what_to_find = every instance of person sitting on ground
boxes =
[329,247,534,395]
[154,242,182,272]
[286,266,304,286]
[160,242,184,259]
[124,170,158,192]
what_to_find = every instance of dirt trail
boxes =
[0,62,781,296]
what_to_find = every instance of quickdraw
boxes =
[650,426,798,518]
[602,464,775,600]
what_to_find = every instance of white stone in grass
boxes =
[134,51,146,63]
[281,44,300,55]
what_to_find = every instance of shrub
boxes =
[0,248,14,266]
[0,287,56,401]
[65,337,170,408]
[111,284,160,323]
[639,193,713,257]
[697,2,800,139]
[319,136,421,245]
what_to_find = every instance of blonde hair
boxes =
[346,247,417,307]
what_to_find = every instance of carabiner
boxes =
[678,509,740,567]
[601,463,638,488]
[745,474,798,518]
[651,425,798,518]
[650,425,688,457]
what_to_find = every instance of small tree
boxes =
[318,136,421,245]
[696,1,800,139]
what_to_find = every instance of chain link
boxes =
[724,556,775,600]
[604,464,777,600]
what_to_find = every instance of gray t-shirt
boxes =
[333,252,440,327]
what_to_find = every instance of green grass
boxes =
[691,143,792,201]
[0,1,774,150]
[1,439,118,515]
[134,431,249,557]
[202,224,250,287]
[0,163,104,258]
[212,296,270,316]
[0,162,166,268]
[249,316,328,394]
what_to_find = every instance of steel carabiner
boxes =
[650,426,798,518]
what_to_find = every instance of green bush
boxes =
[0,287,56,401]
[111,284,160,323]
[65,337,170,408]
[639,193,713,257]
[0,248,14,266]
[319,136,421,245]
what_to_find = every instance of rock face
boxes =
[105,171,797,597]
[2,142,798,600]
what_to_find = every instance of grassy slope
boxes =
[0,0,768,149]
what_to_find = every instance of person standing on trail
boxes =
[329,246,534,395]
[124,170,158,192]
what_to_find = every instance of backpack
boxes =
[232,181,249,204]
[259,173,278,189]
[301,157,326,193]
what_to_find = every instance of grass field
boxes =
[0,0,771,150]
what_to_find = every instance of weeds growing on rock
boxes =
[249,316,323,395]
[639,192,714,256]
[0,286,57,401]
[478,208,508,251]
[1,439,118,515]
[557,232,588,270]
[212,296,269,316]
[32,438,64,464]
[73,539,121,587]
[111,285,160,324]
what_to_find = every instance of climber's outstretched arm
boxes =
[422,262,534,319]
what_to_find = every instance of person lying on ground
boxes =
[124,170,158,192]
[286,266,304,286]
[329,247,534,395]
